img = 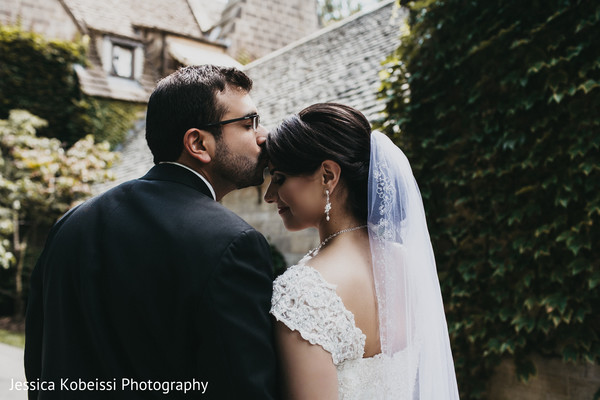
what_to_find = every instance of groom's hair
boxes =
[145,65,253,164]
[267,103,371,221]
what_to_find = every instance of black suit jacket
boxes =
[25,164,279,399]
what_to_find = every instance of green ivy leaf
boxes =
[515,358,537,382]
[563,345,578,362]
[589,270,600,290]
[550,92,564,103]
[579,79,600,93]
[499,307,513,322]
[542,293,568,314]
[568,258,590,275]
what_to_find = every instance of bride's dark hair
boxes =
[266,103,371,221]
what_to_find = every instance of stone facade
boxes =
[1,0,239,103]
[488,355,600,400]
[103,1,402,265]
[215,0,319,62]
[0,0,79,40]
[222,1,403,265]
[220,181,319,265]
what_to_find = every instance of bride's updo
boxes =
[266,103,371,221]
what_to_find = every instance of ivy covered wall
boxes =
[379,0,599,398]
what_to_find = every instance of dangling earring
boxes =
[325,189,331,222]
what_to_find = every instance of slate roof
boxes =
[61,0,238,103]
[245,0,402,128]
[96,0,403,191]
[62,0,203,39]
[188,0,228,32]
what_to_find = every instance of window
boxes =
[102,36,143,80]
[111,43,134,79]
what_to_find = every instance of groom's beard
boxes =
[213,141,267,189]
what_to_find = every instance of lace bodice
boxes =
[271,264,365,365]
[271,264,418,399]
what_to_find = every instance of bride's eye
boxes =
[271,174,286,185]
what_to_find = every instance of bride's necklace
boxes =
[302,225,368,261]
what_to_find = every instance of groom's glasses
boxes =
[202,114,261,131]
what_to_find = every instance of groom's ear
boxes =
[321,160,341,192]
[182,128,215,164]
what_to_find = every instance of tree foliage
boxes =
[379,0,600,398]
[0,25,87,145]
[0,110,118,318]
[85,97,146,148]
[0,24,143,147]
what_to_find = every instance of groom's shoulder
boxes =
[59,176,262,241]
[195,199,258,238]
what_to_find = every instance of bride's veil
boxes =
[368,131,459,399]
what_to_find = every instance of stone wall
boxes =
[221,181,319,266]
[488,355,600,400]
[217,0,319,62]
[0,0,79,40]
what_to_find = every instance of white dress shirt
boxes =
[160,162,216,201]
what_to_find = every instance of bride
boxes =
[264,103,460,399]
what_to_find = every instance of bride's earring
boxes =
[325,189,331,222]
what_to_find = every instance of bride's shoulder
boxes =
[273,264,335,292]
[309,248,372,295]
[271,262,367,365]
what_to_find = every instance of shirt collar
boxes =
[159,162,216,200]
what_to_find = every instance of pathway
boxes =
[0,343,26,400]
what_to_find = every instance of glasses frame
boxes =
[202,114,260,131]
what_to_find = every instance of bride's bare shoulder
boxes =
[308,235,380,356]
[308,237,373,295]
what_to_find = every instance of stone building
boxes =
[0,0,239,103]
[103,0,404,263]
[210,0,319,62]
[0,0,80,40]
[233,0,403,263]
[0,0,318,102]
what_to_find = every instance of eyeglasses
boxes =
[202,114,261,131]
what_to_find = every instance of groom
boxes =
[25,65,279,399]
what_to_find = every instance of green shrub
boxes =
[379,0,600,398]
[0,110,118,318]
[85,97,146,147]
[0,24,88,145]
[0,24,143,147]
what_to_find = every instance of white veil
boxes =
[368,131,459,399]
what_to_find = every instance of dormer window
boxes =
[102,36,144,81]
[112,43,134,78]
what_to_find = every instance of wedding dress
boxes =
[271,263,419,399]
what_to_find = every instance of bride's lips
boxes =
[278,206,290,215]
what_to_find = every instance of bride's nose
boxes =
[264,180,277,203]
